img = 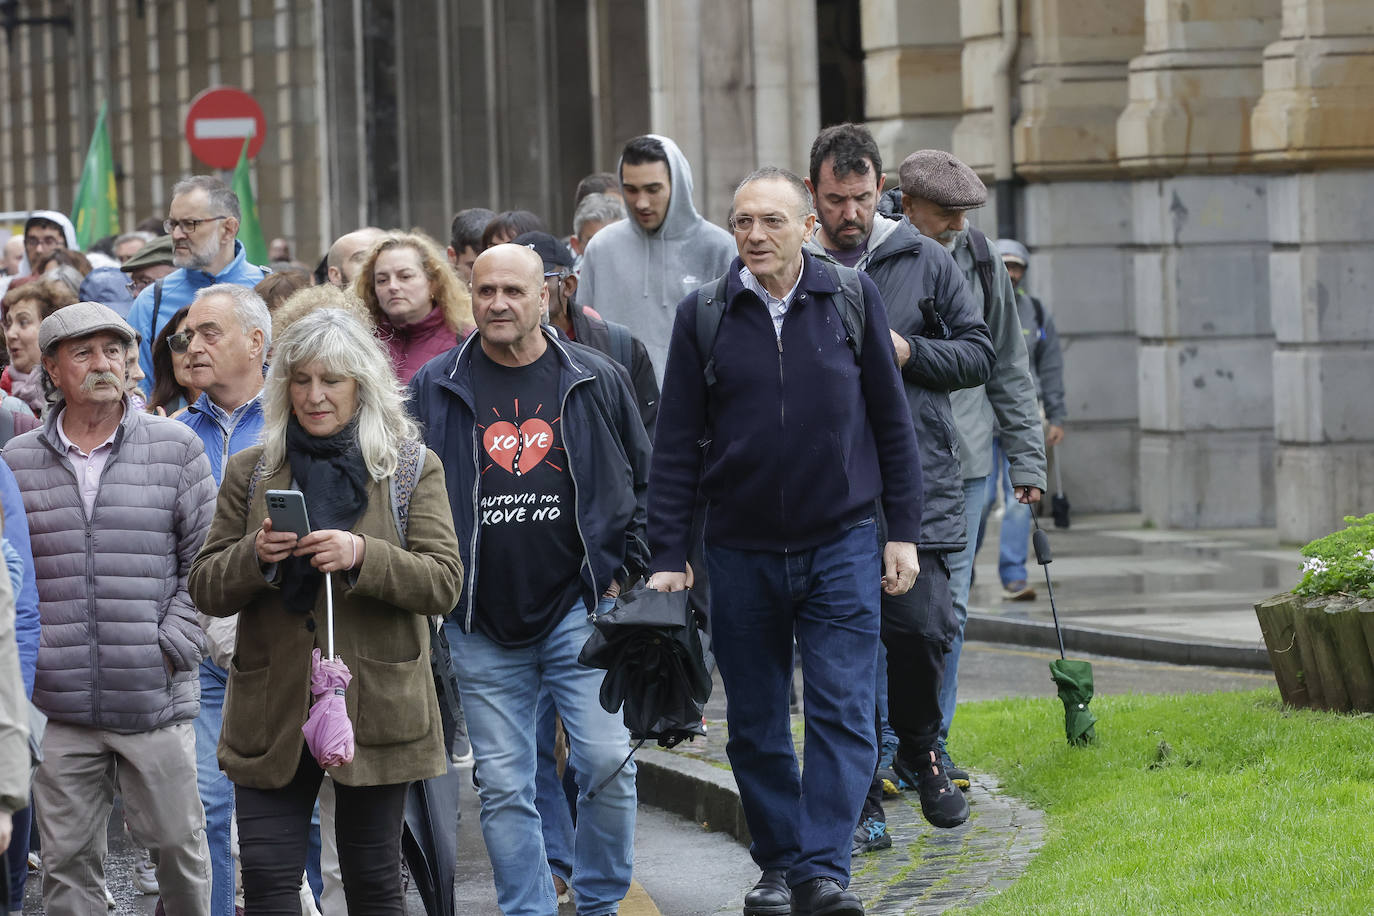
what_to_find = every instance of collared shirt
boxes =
[55,406,123,516]
[739,265,804,340]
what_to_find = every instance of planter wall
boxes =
[1255,593,1374,712]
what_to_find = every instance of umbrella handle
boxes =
[1031,513,1066,660]
[325,571,334,659]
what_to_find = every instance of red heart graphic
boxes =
[483,418,554,476]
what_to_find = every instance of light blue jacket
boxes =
[126,240,269,394]
[178,391,265,486]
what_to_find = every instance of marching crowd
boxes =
[0,123,1065,916]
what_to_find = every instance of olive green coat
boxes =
[189,444,463,790]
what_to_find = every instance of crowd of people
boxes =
[0,124,1065,916]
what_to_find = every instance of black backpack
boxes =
[693,259,865,387]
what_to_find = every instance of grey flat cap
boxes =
[898,150,987,210]
[119,235,174,272]
[39,301,137,352]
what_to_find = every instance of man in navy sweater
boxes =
[647,167,924,916]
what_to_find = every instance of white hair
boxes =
[573,192,627,240]
[259,308,418,480]
[193,282,273,349]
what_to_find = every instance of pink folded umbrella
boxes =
[302,573,355,768]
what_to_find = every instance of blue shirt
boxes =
[126,240,269,395]
[178,391,265,485]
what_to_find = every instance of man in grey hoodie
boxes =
[577,135,735,383]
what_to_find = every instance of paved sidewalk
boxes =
[967,511,1297,668]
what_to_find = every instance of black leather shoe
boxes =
[790,877,863,916]
[743,869,791,916]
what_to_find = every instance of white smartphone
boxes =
[266,489,312,538]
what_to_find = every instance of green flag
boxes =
[71,102,120,250]
[231,138,268,265]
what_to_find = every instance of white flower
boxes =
[1303,557,1330,575]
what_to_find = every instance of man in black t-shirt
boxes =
[408,244,651,916]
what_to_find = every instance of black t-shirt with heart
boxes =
[471,343,585,647]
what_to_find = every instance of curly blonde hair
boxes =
[353,231,473,335]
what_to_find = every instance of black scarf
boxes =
[279,416,371,615]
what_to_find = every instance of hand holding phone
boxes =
[257,490,310,564]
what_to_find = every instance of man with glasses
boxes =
[120,235,176,299]
[647,168,924,916]
[125,176,269,394]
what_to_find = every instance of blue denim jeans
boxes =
[977,441,1031,587]
[706,518,881,888]
[939,476,989,742]
[449,597,635,916]
[534,688,576,884]
[194,659,235,916]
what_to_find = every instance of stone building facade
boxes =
[3,0,1368,542]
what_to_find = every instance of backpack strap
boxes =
[967,227,996,319]
[694,274,731,388]
[605,320,633,372]
[817,260,865,363]
[150,278,166,341]
[1031,294,1046,332]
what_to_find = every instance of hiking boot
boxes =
[743,868,790,916]
[789,877,863,916]
[941,748,971,790]
[894,749,969,829]
[132,850,159,894]
[851,814,891,855]
[1001,580,1036,601]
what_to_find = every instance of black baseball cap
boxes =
[512,231,574,272]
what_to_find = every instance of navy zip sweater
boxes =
[648,251,924,572]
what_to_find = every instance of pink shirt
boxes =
[55,407,122,516]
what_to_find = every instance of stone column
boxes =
[648,0,820,225]
[1118,1,1282,528]
[862,0,964,176]
[1011,0,1144,513]
[1252,0,1374,542]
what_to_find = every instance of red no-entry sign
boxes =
[185,87,266,170]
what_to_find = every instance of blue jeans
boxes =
[449,597,635,916]
[194,659,235,916]
[706,519,881,888]
[534,688,576,884]
[978,441,1031,587]
[938,476,989,742]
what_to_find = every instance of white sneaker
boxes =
[132,850,160,894]
[104,884,116,909]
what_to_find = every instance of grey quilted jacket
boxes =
[2,405,215,733]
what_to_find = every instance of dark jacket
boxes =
[1015,288,1067,424]
[408,330,652,632]
[648,251,924,572]
[809,215,996,552]
[567,304,660,435]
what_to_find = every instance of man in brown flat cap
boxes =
[895,149,1046,789]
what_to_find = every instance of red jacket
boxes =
[379,307,459,384]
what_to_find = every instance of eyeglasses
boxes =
[729,214,791,234]
[163,216,229,235]
[127,277,153,296]
[167,331,193,354]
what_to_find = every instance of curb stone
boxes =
[635,747,1046,915]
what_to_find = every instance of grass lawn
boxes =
[956,688,1374,916]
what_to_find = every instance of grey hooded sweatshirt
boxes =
[578,135,736,384]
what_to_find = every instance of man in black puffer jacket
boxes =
[805,124,995,838]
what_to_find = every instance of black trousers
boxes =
[235,749,409,915]
[867,549,954,811]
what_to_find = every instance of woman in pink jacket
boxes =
[355,231,474,383]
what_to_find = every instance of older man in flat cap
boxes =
[3,302,216,915]
[895,150,1045,789]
